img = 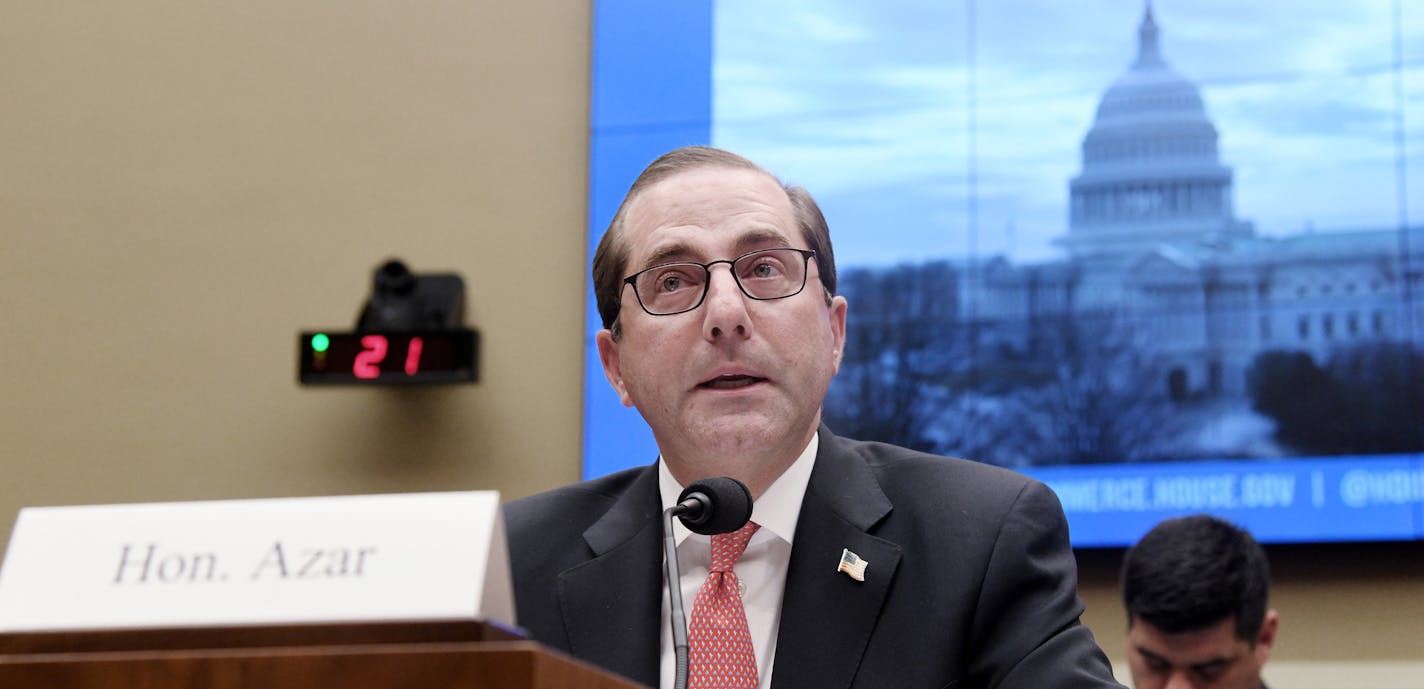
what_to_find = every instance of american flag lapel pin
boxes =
[837,548,868,582]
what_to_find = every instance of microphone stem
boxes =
[663,507,690,689]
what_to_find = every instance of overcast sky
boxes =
[712,0,1424,266]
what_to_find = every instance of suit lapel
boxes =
[771,430,901,689]
[557,466,664,687]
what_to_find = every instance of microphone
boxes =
[674,476,754,535]
[661,477,753,689]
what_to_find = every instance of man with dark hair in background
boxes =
[1121,514,1279,689]
[505,145,1122,689]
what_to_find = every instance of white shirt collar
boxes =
[657,432,819,547]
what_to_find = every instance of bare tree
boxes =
[825,262,959,451]
[1016,312,1192,465]
[828,268,1194,466]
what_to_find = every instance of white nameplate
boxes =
[0,491,513,632]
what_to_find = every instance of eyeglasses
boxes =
[621,247,818,317]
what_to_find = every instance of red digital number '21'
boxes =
[353,335,424,379]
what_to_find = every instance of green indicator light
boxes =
[311,333,330,353]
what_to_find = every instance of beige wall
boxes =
[2,2,1421,684]
[1,1,588,528]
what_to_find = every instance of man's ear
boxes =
[1255,609,1280,663]
[596,328,635,407]
[829,294,848,373]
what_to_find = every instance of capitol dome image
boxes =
[956,4,1421,402]
[1064,5,1254,260]
[826,2,1423,467]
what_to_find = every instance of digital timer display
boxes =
[298,330,478,385]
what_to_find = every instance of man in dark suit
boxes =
[1120,515,1277,689]
[505,145,1121,689]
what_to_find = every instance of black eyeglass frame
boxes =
[620,247,819,317]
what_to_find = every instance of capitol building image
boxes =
[961,5,1423,401]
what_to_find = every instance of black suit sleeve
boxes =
[967,480,1121,689]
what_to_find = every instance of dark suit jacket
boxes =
[504,427,1122,689]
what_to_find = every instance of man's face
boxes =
[595,166,847,495]
[1126,612,1277,689]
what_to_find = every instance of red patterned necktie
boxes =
[688,521,760,689]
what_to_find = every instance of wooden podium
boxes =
[0,619,649,688]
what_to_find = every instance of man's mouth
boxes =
[699,374,765,390]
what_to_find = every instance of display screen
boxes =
[584,1,1424,546]
[298,330,478,385]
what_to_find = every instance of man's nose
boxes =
[701,265,751,340]
[1162,670,1197,689]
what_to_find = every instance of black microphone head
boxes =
[676,477,753,535]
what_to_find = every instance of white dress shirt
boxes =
[657,433,818,689]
